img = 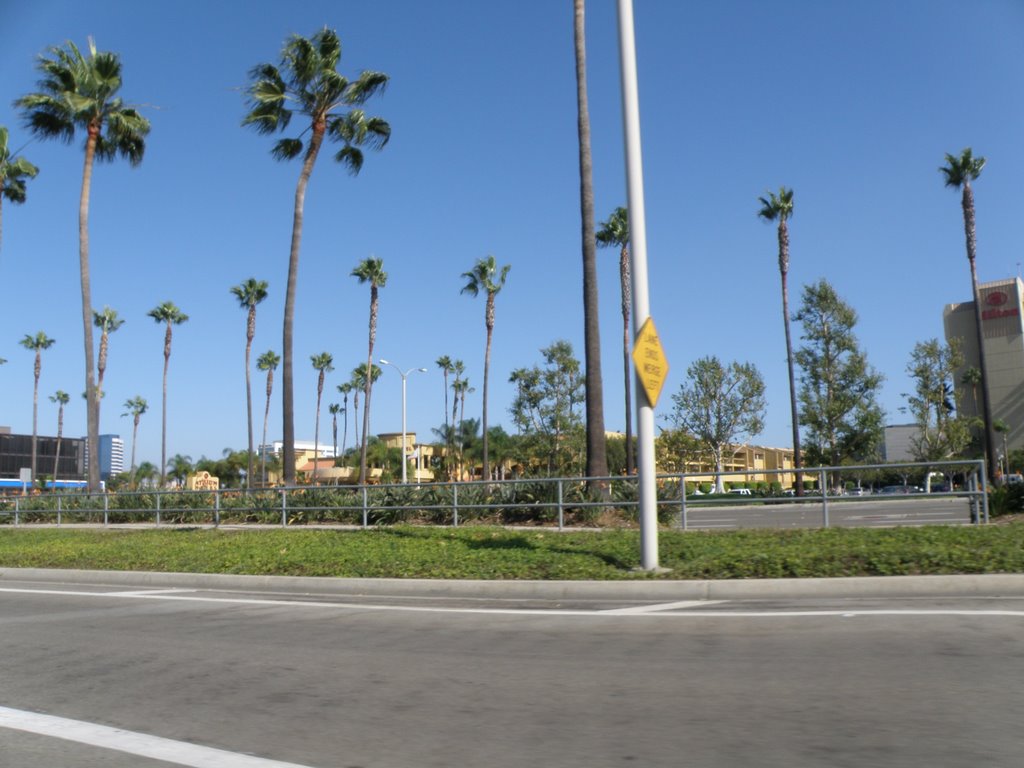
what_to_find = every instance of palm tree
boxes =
[147,301,188,486]
[448,359,466,479]
[256,350,280,485]
[49,390,70,484]
[596,206,634,475]
[758,187,802,492]
[166,453,193,488]
[243,28,390,486]
[328,403,342,459]
[0,125,39,256]
[349,363,381,469]
[435,355,454,470]
[336,382,353,457]
[461,256,510,481]
[230,278,269,489]
[573,0,609,486]
[92,305,124,411]
[20,332,56,480]
[941,148,997,480]
[310,352,334,481]
[17,38,150,493]
[352,257,388,483]
[121,396,148,487]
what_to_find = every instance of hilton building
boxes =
[943,276,1024,455]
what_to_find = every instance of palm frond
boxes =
[272,138,304,161]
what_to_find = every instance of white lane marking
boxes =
[1,586,1023,619]
[105,588,198,597]
[601,600,725,614]
[0,705,315,768]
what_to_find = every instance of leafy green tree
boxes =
[596,206,634,475]
[310,351,334,481]
[795,279,885,477]
[509,340,586,476]
[92,306,124,403]
[654,427,704,476]
[49,390,70,482]
[121,395,148,487]
[230,278,269,488]
[994,418,1011,477]
[670,356,766,493]
[256,350,279,485]
[148,301,188,486]
[20,331,56,480]
[758,187,803,486]
[572,0,608,486]
[244,28,389,485]
[352,258,387,483]
[166,453,193,488]
[904,339,972,489]
[18,38,150,492]
[941,148,996,480]
[0,125,39,255]
[461,255,510,481]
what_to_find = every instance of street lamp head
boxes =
[417,368,428,373]
[379,358,391,366]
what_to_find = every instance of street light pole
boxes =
[380,359,427,483]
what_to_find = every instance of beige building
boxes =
[944,276,1024,454]
[674,444,796,488]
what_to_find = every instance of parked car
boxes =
[727,488,752,496]
[879,485,911,494]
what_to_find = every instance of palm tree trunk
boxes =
[52,405,63,483]
[81,126,101,492]
[341,393,349,459]
[244,306,255,490]
[483,299,493,481]
[442,370,450,478]
[159,323,171,487]
[130,416,139,488]
[282,124,326,486]
[261,369,273,485]
[359,287,378,484]
[619,246,633,475]
[313,372,324,482]
[778,218,803,495]
[963,183,998,481]
[573,0,608,488]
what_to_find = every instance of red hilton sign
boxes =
[982,290,1020,321]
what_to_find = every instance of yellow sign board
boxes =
[632,317,669,407]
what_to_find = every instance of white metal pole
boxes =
[617,0,659,571]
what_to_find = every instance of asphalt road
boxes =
[1,573,1022,767]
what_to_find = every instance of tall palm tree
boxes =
[349,363,382,470]
[121,395,147,487]
[92,305,124,408]
[328,403,342,459]
[448,359,466,479]
[461,256,510,481]
[147,301,188,487]
[0,125,39,256]
[17,38,150,493]
[310,352,334,481]
[20,331,56,480]
[435,355,454,469]
[256,350,280,485]
[243,28,390,486]
[573,0,609,486]
[757,187,802,491]
[596,206,634,475]
[352,257,388,483]
[336,381,353,458]
[230,278,269,489]
[941,148,997,480]
[49,390,70,483]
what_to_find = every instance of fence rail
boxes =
[0,459,989,530]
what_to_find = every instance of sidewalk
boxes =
[3,567,1024,601]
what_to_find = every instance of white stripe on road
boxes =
[0,705,315,768]
[104,588,198,597]
[1,586,1023,619]
[601,599,725,614]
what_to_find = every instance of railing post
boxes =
[362,485,369,528]
[820,469,829,528]
[979,463,990,524]
[281,489,287,527]
[14,497,19,526]
[103,494,109,526]
[679,474,688,530]
[57,495,62,527]
[557,478,564,531]
[214,490,221,528]
[452,483,459,528]
[156,493,161,526]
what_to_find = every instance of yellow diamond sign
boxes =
[632,317,669,407]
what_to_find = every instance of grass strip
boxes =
[0,525,1022,580]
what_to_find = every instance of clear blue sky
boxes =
[1,0,1023,470]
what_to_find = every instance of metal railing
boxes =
[0,459,989,530]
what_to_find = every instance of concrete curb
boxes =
[3,567,1024,600]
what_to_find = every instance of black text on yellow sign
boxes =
[631,317,669,408]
